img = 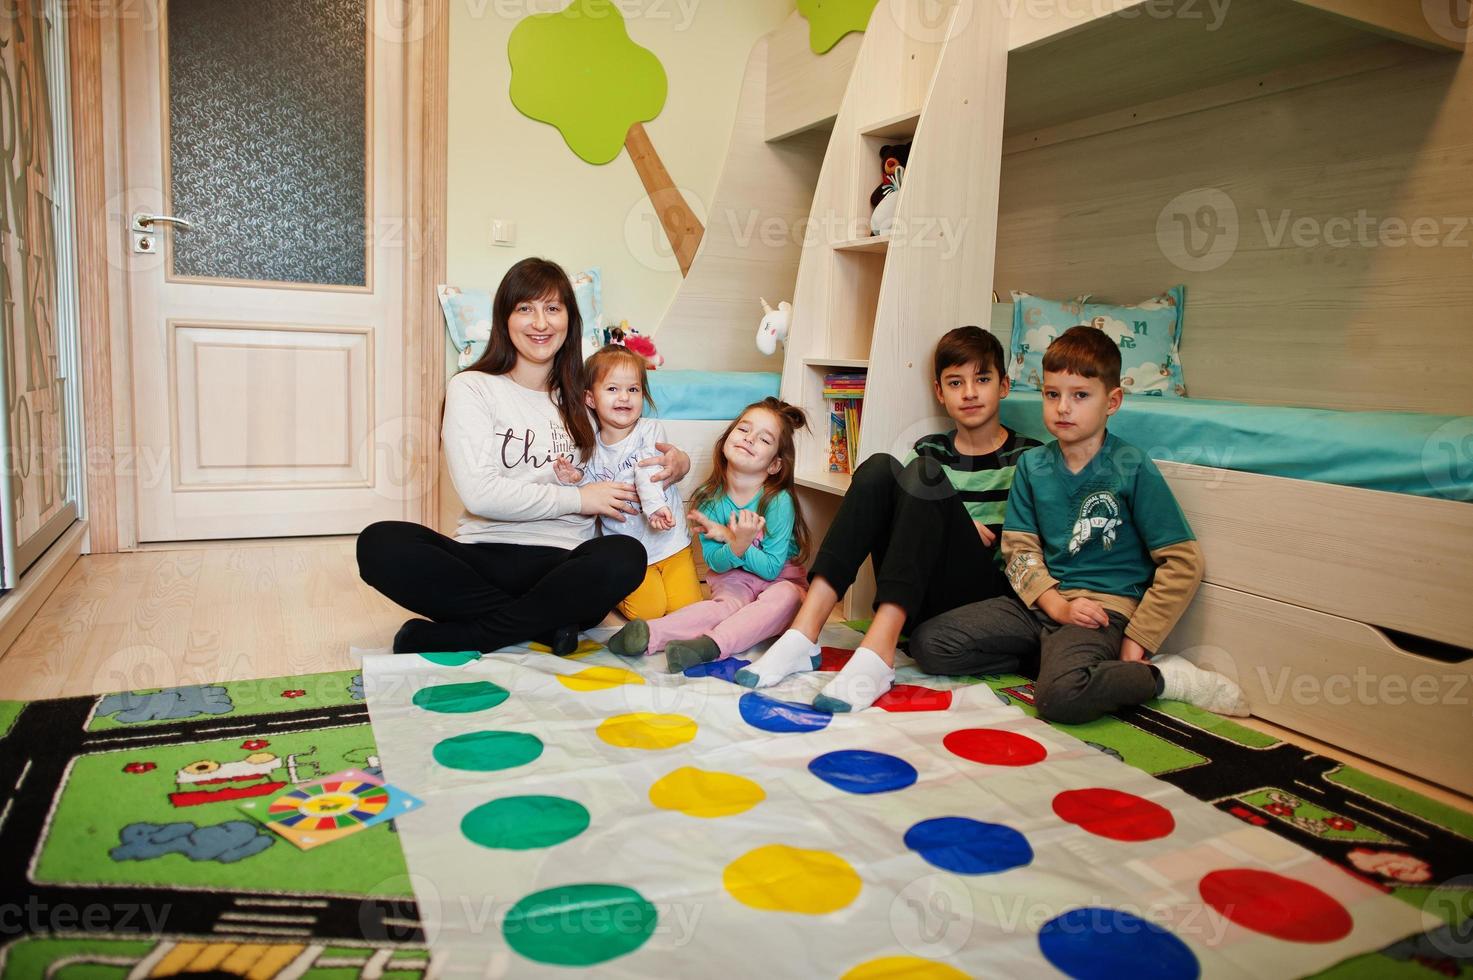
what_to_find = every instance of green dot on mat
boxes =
[434,731,544,771]
[503,883,657,966]
[419,651,481,666]
[411,680,508,713]
[462,795,590,850]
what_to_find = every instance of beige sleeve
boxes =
[1124,539,1205,653]
[1002,530,1060,608]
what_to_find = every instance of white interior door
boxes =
[120,0,410,541]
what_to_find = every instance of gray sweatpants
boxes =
[909,595,1160,725]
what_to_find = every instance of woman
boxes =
[358,257,688,654]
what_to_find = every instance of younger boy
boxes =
[736,326,1043,712]
[910,325,1248,723]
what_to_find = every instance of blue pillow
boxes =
[1008,285,1187,397]
[437,269,604,368]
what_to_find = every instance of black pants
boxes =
[909,596,1160,725]
[356,521,646,653]
[808,453,1010,633]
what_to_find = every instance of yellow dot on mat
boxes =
[841,956,970,980]
[722,844,861,914]
[649,767,765,818]
[557,666,646,692]
[596,712,698,750]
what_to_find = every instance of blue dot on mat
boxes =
[808,749,917,794]
[685,657,750,682]
[904,817,1033,874]
[1039,907,1200,980]
[738,692,831,733]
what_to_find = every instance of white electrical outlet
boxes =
[491,219,517,247]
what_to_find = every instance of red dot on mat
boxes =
[876,684,953,712]
[943,728,1046,766]
[1053,787,1176,842]
[1199,869,1353,943]
[818,647,853,672]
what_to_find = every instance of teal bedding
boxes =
[999,391,1472,502]
[647,370,781,421]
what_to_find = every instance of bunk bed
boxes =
[647,0,1471,791]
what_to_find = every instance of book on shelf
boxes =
[827,397,863,474]
[822,371,867,400]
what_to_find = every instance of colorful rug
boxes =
[0,670,432,978]
[3,639,1469,979]
[360,639,1448,978]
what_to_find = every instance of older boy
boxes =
[910,326,1248,723]
[736,326,1043,711]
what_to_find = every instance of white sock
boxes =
[1153,654,1250,717]
[812,647,895,713]
[735,629,820,689]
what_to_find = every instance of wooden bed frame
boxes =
[652,1,1471,792]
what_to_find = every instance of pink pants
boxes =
[644,562,808,659]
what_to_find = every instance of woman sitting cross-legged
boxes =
[356,257,689,655]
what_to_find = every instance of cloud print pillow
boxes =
[1008,286,1187,397]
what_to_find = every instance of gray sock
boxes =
[607,619,649,657]
[665,636,721,673]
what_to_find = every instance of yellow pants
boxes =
[619,546,704,622]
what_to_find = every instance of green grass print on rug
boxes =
[33,725,411,895]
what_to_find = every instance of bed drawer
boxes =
[1160,582,1473,795]
[1159,461,1473,648]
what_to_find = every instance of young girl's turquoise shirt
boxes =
[696,489,798,581]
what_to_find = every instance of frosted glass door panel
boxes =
[166,0,369,286]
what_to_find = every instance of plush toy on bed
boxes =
[869,141,910,236]
[755,297,791,356]
[606,320,663,369]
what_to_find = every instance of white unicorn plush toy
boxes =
[756,297,792,357]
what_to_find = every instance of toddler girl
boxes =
[556,345,702,621]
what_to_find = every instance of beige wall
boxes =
[439,0,795,529]
[445,0,794,327]
[994,49,1473,416]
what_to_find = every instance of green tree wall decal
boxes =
[509,0,704,276]
[797,0,880,54]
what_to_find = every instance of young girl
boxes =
[607,397,811,673]
[554,345,702,621]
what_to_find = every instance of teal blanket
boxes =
[647,370,781,421]
[1000,391,1472,502]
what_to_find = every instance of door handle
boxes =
[131,212,193,232]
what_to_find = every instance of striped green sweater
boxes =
[905,429,1042,529]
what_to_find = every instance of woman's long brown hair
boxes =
[688,397,811,563]
[462,257,596,459]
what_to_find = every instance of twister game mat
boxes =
[361,643,1441,979]
[4,644,1469,978]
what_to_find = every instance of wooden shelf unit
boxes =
[778,0,1010,615]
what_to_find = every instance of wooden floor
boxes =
[1,538,1469,815]
[0,538,411,702]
